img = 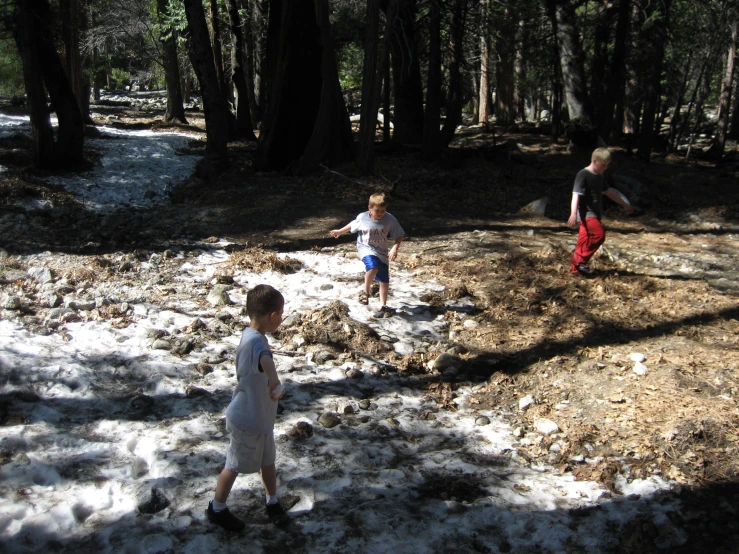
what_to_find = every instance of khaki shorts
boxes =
[225,420,276,474]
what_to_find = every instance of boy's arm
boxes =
[604,188,635,214]
[567,193,581,227]
[260,353,284,401]
[329,223,352,238]
[388,235,404,261]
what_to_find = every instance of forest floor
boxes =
[2,101,739,552]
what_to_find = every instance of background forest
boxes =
[1,0,738,176]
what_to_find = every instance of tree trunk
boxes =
[157,0,188,124]
[254,0,269,123]
[59,0,89,121]
[242,0,261,125]
[637,0,671,161]
[209,0,227,100]
[711,18,738,157]
[357,0,381,174]
[376,2,397,143]
[495,4,516,127]
[547,0,592,122]
[422,0,442,159]
[729,69,739,140]
[441,0,468,145]
[388,0,425,144]
[224,0,257,140]
[666,50,692,151]
[183,0,230,177]
[514,17,527,122]
[478,0,490,125]
[601,0,630,142]
[256,0,354,173]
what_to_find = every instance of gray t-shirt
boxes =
[349,211,405,264]
[225,328,277,434]
[573,168,611,220]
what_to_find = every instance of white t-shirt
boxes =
[225,328,276,434]
[349,211,405,264]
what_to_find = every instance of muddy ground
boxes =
[2,103,739,552]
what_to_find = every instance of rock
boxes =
[289,421,314,439]
[633,362,648,376]
[534,418,560,435]
[282,314,301,328]
[520,196,549,216]
[513,427,524,437]
[171,339,194,356]
[428,353,462,373]
[196,363,214,376]
[475,416,491,426]
[318,412,341,429]
[1,269,28,282]
[549,443,562,453]
[359,399,372,410]
[118,261,134,272]
[463,319,479,329]
[136,486,171,514]
[1,294,21,309]
[152,339,170,350]
[345,367,363,379]
[28,267,53,284]
[66,299,96,311]
[46,307,74,320]
[519,395,535,410]
[185,385,209,398]
[314,350,337,364]
[319,283,334,290]
[629,352,646,363]
[343,404,357,415]
[207,285,232,306]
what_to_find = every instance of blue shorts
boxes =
[362,255,389,283]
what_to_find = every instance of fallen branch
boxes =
[319,164,362,185]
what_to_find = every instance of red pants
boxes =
[571,217,605,273]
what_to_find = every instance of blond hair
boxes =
[592,148,611,163]
[369,192,387,208]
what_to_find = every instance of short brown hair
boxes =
[592,147,611,163]
[369,192,387,207]
[246,284,284,318]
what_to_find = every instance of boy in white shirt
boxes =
[330,192,405,317]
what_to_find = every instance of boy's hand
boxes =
[269,381,285,401]
[329,229,342,238]
[389,244,400,261]
[567,213,578,228]
[624,204,635,215]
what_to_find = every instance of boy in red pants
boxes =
[567,148,634,275]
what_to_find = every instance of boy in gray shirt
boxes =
[330,192,405,317]
[207,284,287,531]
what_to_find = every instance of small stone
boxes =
[319,283,334,291]
[549,443,562,453]
[343,404,356,415]
[428,352,461,372]
[629,352,646,363]
[318,412,341,429]
[519,395,535,410]
[314,350,337,364]
[185,385,209,398]
[534,418,560,435]
[513,427,524,437]
[1,294,22,309]
[207,285,232,307]
[359,399,372,410]
[633,362,648,376]
[475,416,491,426]
[289,421,314,439]
[152,339,170,350]
[196,363,214,376]
[136,486,171,514]
[345,368,363,379]
[28,267,53,284]
[463,319,479,329]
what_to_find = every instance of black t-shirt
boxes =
[573,168,610,220]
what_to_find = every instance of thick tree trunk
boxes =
[254,0,269,122]
[357,0,381,174]
[601,0,630,142]
[478,0,490,125]
[256,0,353,173]
[183,0,230,177]
[209,0,227,101]
[60,0,88,121]
[711,18,738,156]
[547,0,592,122]
[224,0,257,140]
[514,18,527,122]
[729,70,739,140]
[666,51,692,151]
[422,0,441,159]
[441,0,468,145]
[495,4,516,127]
[388,0,425,144]
[157,0,188,124]
[242,0,261,125]
[637,0,671,162]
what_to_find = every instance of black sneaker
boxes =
[575,264,593,276]
[371,305,395,319]
[207,501,245,532]
[266,501,289,525]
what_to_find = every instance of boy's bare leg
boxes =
[379,282,389,307]
[214,468,239,503]
[260,463,277,496]
[363,269,379,294]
